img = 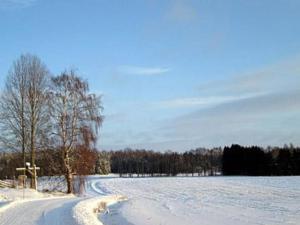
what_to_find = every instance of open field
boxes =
[92,176,300,225]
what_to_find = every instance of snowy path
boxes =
[0,177,126,225]
[0,197,81,225]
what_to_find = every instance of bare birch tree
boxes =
[0,54,50,189]
[49,71,102,193]
[26,55,50,188]
[0,56,28,164]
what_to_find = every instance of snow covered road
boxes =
[0,197,81,225]
[0,177,126,225]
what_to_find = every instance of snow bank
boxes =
[73,195,127,225]
[0,188,45,214]
[0,187,48,201]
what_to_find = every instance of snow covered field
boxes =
[93,176,300,225]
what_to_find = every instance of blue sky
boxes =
[0,0,300,151]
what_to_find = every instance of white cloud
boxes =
[118,65,170,76]
[153,56,300,149]
[160,89,300,148]
[156,54,300,149]
[0,0,37,9]
[198,56,300,96]
[155,93,265,109]
[105,56,300,150]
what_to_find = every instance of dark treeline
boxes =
[1,144,300,179]
[110,148,222,177]
[223,144,300,176]
[108,144,300,176]
[0,149,65,179]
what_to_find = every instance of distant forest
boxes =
[1,144,300,179]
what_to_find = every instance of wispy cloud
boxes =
[165,0,198,22]
[118,65,170,76]
[105,56,300,150]
[155,93,265,109]
[198,56,300,96]
[0,0,37,9]
[161,89,300,148]
[157,56,300,148]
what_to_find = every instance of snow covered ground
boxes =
[92,176,300,225]
[1,175,299,225]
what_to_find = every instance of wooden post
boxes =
[33,164,37,190]
[16,165,40,190]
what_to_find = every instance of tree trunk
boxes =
[30,117,36,189]
[64,150,73,193]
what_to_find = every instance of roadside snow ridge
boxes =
[73,195,127,225]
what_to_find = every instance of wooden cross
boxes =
[16,164,40,190]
